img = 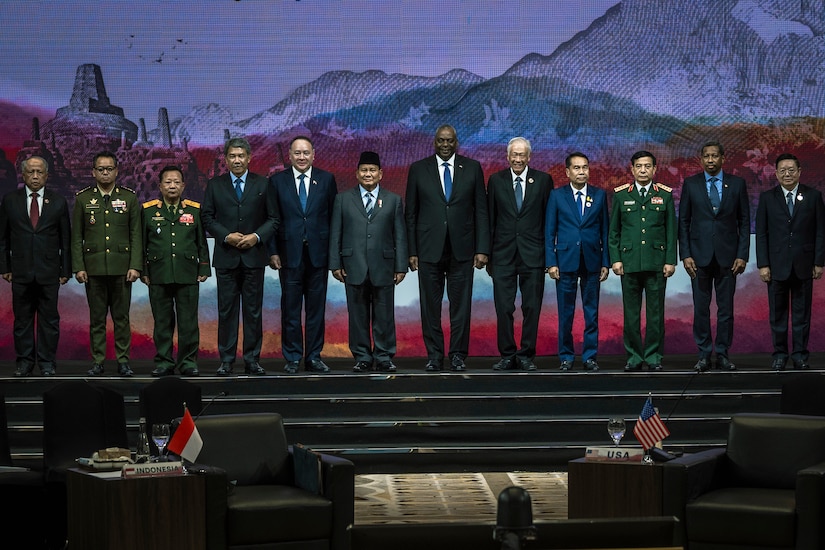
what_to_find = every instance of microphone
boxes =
[649,369,700,462]
[194,390,228,420]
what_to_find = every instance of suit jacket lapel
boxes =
[431,157,447,202]
[353,188,369,220]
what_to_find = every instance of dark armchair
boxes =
[193,412,354,550]
[663,412,825,550]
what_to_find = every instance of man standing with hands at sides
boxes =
[487,137,552,372]
[756,153,825,371]
[0,156,71,376]
[406,124,490,372]
[141,166,210,377]
[329,152,407,373]
[268,136,337,374]
[679,141,750,372]
[72,151,142,377]
[608,151,677,372]
[202,137,278,376]
[546,152,609,372]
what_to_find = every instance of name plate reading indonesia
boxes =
[584,446,644,462]
[122,461,184,478]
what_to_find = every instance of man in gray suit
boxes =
[329,151,408,372]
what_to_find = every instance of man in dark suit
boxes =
[406,124,490,372]
[608,151,677,372]
[202,137,278,376]
[268,136,337,374]
[141,166,210,377]
[72,151,142,376]
[679,141,750,372]
[329,151,407,372]
[756,153,825,370]
[487,137,552,371]
[0,156,71,376]
[546,152,609,372]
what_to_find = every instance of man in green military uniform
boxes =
[72,151,143,376]
[608,150,677,372]
[141,165,210,376]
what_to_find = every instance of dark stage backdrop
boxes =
[0,0,823,360]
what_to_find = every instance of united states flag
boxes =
[633,396,670,450]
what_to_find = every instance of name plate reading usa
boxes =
[584,446,644,462]
[122,461,184,478]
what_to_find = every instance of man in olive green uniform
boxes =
[71,151,142,376]
[608,150,677,371]
[141,166,210,376]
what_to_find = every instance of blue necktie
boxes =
[365,192,374,218]
[442,162,452,201]
[708,177,721,212]
[787,191,794,216]
[576,190,583,220]
[298,173,307,211]
[514,177,523,211]
[234,178,243,201]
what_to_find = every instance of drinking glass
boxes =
[607,417,626,447]
[152,423,170,460]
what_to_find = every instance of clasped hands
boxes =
[226,232,258,250]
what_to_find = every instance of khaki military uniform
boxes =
[71,185,143,365]
[142,198,210,373]
[608,182,677,367]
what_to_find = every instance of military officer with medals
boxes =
[71,151,143,376]
[608,150,677,371]
[141,165,210,376]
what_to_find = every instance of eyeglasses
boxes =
[777,168,798,175]
[94,166,117,174]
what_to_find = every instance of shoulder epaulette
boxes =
[613,183,631,193]
[117,186,136,194]
[655,183,673,193]
[75,186,93,196]
[183,199,201,208]
[143,199,161,209]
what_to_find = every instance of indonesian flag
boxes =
[168,407,203,463]
[633,396,670,450]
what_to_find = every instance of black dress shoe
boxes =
[647,363,663,372]
[245,362,266,375]
[352,361,372,373]
[14,364,34,377]
[216,362,234,376]
[716,356,736,371]
[87,363,104,376]
[772,358,787,371]
[425,360,442,372]
[377,361,397,372]
[583,359,600,372]
[180,367,199,377]
[623,363,641,372]
[559,360,574,372]
[519,359,537,371]
[694,357,711,372]
[449,355,466,372]
[283,361,300,374]
[40,367,56,376]
[493,357,516,371]
[307,359,330,373]
[118,363,134,377]
[151,366,175,377]
[793,360,810,370]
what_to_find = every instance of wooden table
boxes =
[67,467,206,550]
[567,457,664,518]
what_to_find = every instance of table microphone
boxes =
[195,390,228,420]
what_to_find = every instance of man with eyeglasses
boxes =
[756,153,825,370]
[71,151,143,376]
[679,141,750,372]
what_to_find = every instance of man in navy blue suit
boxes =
[268,136,337,374]
[487,137,552,371]
[545,152,609,372]
[679,141,750,372]
[756,153,825,371]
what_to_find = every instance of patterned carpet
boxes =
[354,471,569,525]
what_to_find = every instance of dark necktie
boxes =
[576,190,583,220]
[298,173,307,211]
[442,162,452,201]
[30,192,39,228]
[787,191,794,216]
[365,192,374,217]
[708,177,721,212]
[169,204,177,216]
[234,178,243,201]
[514,177,523,211]
[639,187,647,199]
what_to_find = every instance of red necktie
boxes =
[30,192,39,228]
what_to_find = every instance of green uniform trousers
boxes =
[148,283,200,371]
[621,270,667,366]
